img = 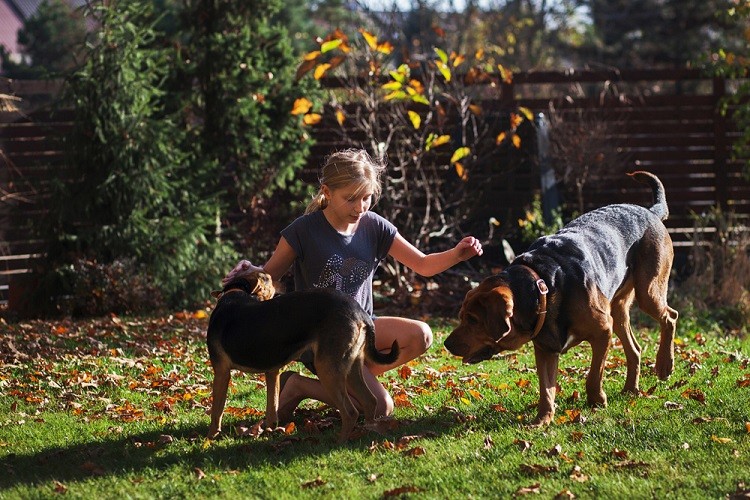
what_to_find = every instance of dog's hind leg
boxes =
[316,358,360,443]
[634,228,678,380]
[264,369,280,428]
[208,359,231,438]
[611,279,641,394]
[346,359,381,429]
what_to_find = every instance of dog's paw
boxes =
[528,412,554,428]
[587,392,608,408]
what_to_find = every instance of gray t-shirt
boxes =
[280,210,397,316]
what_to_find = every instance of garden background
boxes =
[1,0,749,497]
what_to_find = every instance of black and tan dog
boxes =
[445,171,679,426]
[207,271,399,442]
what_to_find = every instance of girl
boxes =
[222,148,482,421]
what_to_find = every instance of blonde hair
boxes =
[304,148,386,214]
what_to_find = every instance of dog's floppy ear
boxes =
[247,271,276,301]
[483,286,514,342]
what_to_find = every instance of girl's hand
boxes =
[456,236,483,261]
[222,260,264,285]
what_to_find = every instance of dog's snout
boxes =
[444,331,467,356]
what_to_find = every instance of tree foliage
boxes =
[297,27,534,285]
[43,0,236,312]
[709,1,750,178]
[178,0,321,255]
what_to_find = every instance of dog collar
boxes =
[519,265,549,339]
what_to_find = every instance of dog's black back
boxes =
[207,287,375,371]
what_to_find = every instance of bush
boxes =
[673,207,750,334]
[53,259,165,317]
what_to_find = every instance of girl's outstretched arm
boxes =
[388,234,483,277]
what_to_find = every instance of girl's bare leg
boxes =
[277,316,432,421]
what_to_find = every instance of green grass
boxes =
[1,313,749,499]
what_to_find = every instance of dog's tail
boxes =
[628,170,669,221]
[364,322,400,366]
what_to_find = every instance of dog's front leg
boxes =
[530,346,559,427]
[264,370,280,428]
[586,332,610,407]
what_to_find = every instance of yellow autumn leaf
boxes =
[452,54,466,67]
[359,28,378,50]
[425,134,451,151]
[460,397,471,405]
[469,389,483,399]
[303,113,322,125]
[496,131,507,145]
[303,50,321,61]
[290,97,313,115]
[469,104,482,116]
[408,110,421,129]
[376,41,394,54]
[313,63,331,80]
[320,39,343,53]
[510,112,523,129]
[711,435,733,444]
[434,47,448,64]
[435,60,451,82]
[498,64,513,84]
[335,109,346,126]
[512,134,522,148]
[382,81,403,91]
[450,146,470,164]
[384,90,407,101]
[193,310,208,319]
[409,79,424,94]
[455,162,468,181]
[518,106,534,121]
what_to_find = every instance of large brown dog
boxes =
[444,171,678,426]
[207,271,399,442]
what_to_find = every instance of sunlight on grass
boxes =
[1,314,749,498]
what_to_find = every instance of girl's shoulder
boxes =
[363,211,397,234]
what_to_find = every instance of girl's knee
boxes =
[417,321,433,352]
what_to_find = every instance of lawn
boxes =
[1,311,749,499]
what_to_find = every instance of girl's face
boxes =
[323,183,373,226]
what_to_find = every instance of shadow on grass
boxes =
[0,406,475,490]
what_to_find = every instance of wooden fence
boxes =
[2,69,749,303]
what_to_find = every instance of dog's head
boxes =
[211,271,276,301]
[444,275,530,364]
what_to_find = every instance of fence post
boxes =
[713,76,728,211]
[535,112,561,224]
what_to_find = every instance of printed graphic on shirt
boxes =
[314,255,370,303]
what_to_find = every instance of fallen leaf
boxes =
[711,435,733,444]
[554,489,577,499]
[383,485,423,497]
[570,465,589,482]
[402,446,426,457]
[194,467,206,480]
[520,463,558,475]
[612,448,629,460]
[484,435,494,449]
[515,483,541,495]
[545,444,563,457]
[302,476,326,488]
[514,439,532,452]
